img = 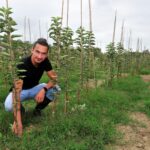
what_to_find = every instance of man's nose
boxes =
[37,53,43,58]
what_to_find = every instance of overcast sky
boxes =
[0,0,150,51]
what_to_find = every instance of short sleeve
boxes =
[44,58,53,71]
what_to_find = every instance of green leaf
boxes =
[1,51,10,56]
[17,69,27,73]
[0,132,3,138]
[60,55,68,59]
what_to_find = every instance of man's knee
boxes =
[4,93,13,112]
[4,102,13,112]
[46,85,61,101]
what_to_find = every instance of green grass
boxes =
[139,68,150,75]
[0,75,150,150]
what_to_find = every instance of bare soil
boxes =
[108,112,150,150]
[141,75,150,83]
[106,75,150,150]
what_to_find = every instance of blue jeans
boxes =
[4,83,61,112]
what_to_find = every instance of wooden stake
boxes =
[81,0,83,28]
[66,0,69,27]
[6,0,8,8]
[89,0,92,32]
[128,30,132,50]
[28,18,32,43]
[120,20,124,45]
[112,10,117,43]
[39,20,41,37]
[136,38,140,52]
[24,16,27,42]
[61,0,64,26]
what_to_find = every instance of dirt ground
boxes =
[107,112,150,150]
[106,75,150,150]
[141,75,150,83]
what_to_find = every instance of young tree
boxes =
[106,42,116,87]
[48,17,62,69]
[0,5,24,137]
[116,42,124,78]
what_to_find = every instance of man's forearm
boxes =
[45,80,57,89]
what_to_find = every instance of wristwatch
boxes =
[43,87,48,92]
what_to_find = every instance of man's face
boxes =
[31,43,48,65]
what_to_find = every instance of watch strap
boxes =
[43,87,48,92]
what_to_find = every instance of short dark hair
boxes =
[33,38,49,50]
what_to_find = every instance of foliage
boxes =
[116,42,124,78]
[106,42,116,87]
[1,75,150,149]
[75,26,87,49]
[61,27,73,50]
[0,6,20,87]
[0,7,17,35]
[48,17,62,69]
[84,30,95,50]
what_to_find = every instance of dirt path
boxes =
[141,75,150,83]
[106,75,150,150]
[108,112,150,150]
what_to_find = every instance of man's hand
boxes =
[35,88,45,103]
[47,70,58,84]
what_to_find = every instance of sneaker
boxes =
[33,109,41,117]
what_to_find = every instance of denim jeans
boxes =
[4,83,61,112]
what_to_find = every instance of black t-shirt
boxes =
[17,55,52,89]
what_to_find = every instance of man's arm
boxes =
[45,70,58,88]
[35,70,58,103]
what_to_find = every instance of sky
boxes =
[0,0,150,52]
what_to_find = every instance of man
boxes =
[4,38,60,136]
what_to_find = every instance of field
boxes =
[0,74,150,149]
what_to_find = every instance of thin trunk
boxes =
[51,94,57,117]
[64,67,69,114]
[77,0,83,104]
[5,1,14,77]
[5,0,23,136]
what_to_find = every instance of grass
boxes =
[0,75,150,149]
[139,68,150,75]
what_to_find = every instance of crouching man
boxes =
[4,38,61,136]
